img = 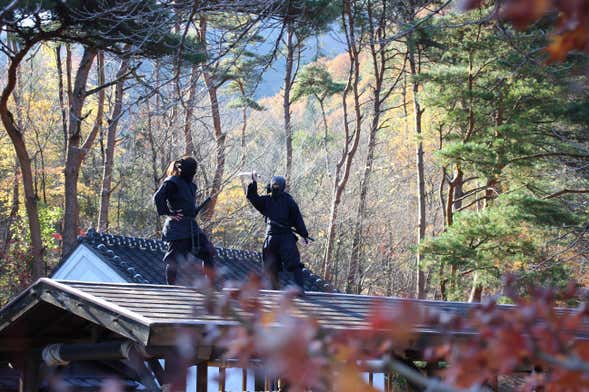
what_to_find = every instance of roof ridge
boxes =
[82,228,264,258]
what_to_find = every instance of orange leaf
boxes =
[332,365,379,392]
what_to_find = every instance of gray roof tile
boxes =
[73,229,333,292]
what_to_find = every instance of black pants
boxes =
[262,233,304,291]
[164,233,216,285]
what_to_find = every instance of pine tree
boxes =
[420,10,589,301]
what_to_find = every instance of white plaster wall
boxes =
[52,245,127,283]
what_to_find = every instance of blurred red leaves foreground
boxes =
[460,0,589,61]
[182,274,589,391]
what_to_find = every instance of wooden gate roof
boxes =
[1,279,587,361]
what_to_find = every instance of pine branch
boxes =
[543,189,589,199]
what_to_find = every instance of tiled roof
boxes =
[68,229,333,292]
[7,279,589,350]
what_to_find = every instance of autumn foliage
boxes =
[461,0,589,61]
[196,275,589,391]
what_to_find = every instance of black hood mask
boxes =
[269,176,286,197]
[179,158,197,181]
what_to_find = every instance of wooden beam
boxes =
[241,368,247,391]
[42,341,135,364]
[39,289,150,345]
[196,361,208,392]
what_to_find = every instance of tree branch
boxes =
[84,64,137,97]
[508,152,589,164]
[543,189,589,199]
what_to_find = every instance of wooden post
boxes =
[384,373,391,392]
[19,357,40,392]
[218,367,226,392]
[241,369,247,392]
[196,361,208,392]
[164,355,188,392]
[254,370,265,391]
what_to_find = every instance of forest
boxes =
[1,0,589,305]
[3,0,589,390]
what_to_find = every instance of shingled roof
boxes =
[58,229,333,292]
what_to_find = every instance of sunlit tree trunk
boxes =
[346,0,401,293]
[183,65,199,157]
[283,22,295,186]
[237,80,248,153]
[317,99,332,176]
[1,161,20,258]
[199,16,226,224]
[62,47,99,256]
[98,56,128,232]
[323,0,363,283]
[201,71,226,223]
[0,38,44,280]
[408,36,427,299]
[145,98,162,235]
[55,45,68,157]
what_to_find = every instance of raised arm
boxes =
[246,181,267,215]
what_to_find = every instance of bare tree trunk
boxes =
[66,44,73,105]
[183,65,199,156]
[2,162,20,258]
[408,37,427,299]
[98,56,128,232]
[484,90,503,209]
[145,98,162,235]
[55,45,68,156]
[0,39,44,280]
[198,16,226,224]
[442,166,463,298]
[201,71,226,223]
[62,47,98,256]
[346,114,378,293]
[283,22,295,186]
[236,81,249,156]
[468,271,482,302]
[318,99,332,176]
[323,0,363,283]
[346,0,399,293]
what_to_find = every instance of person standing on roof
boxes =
[246,173,310,293]
[153,156,216,285]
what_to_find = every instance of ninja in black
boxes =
[246,175,309,292]
[153,156,216,285]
